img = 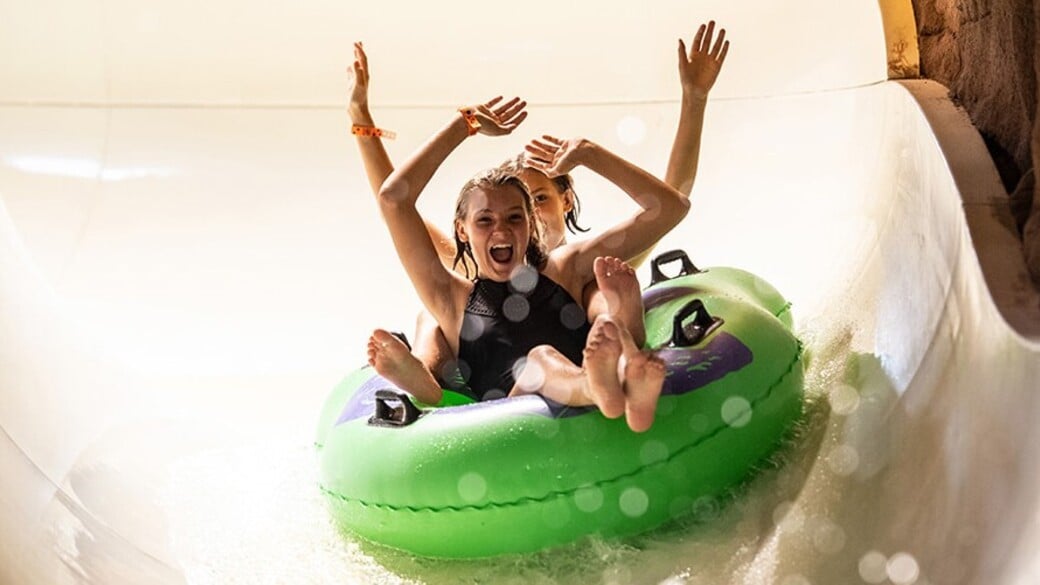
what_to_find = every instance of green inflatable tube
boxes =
[316,251,804,558]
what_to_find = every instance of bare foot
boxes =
[366,329,442,404]
[582,316,626,419]
[623,352,666,433]
[593,256,646,349]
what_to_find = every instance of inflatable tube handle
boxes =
[671,299,723,347]
[368,389,424,427]
[650,250,701,285]
[390,331,412,350]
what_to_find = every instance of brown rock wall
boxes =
[1029,2,1040,283]
[913,0,1035,185]
[913,0,1040,283]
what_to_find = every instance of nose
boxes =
[491,218,512,233]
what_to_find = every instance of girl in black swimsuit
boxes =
[370,99,690,432]
[351,25,729,431]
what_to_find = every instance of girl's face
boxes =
[456,185,532,282]
[519,168,572,251]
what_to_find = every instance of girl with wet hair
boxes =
[350,23,728,430]
[369,98,688,432]
[450,166,550,275]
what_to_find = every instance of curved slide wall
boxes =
[2,1,1039,583]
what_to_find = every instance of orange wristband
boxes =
[457,107,481,136]
[351,124,397,140]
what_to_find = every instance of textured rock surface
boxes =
[1031,2,1040,283]
[912,0,1039,282]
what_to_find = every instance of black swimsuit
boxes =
[449,272,591,401]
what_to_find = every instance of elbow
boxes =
[677,194,692,215]
[377,179,407,209]
[669,193,692,223]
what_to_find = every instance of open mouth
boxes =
[489,244,514,265]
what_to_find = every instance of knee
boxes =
[415,310,437,332]
[526,344,557,364]
[514,345,555,393]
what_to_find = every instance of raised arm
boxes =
[620,21,729,269]
[377,100,528,326]
[348,41,465,270]
[525,137,690,283]
[664,21,729,196]
[348,42,394,195]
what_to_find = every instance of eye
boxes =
[476,217,492,226]
[509,214,524,223]
[534,194,549,205]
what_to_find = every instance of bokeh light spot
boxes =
[513,357,545,393]
[826,444,861,476]
[689,413,709,432]
[859,551,889,584]
[503,294,530,322]
[509,264,538,293]
[828,383,861,415]
[483,388,507,401]
[559,302,587,330]
[574,485,604,513]
[619,487,649,518]
[440,359,471,384]
[812,519,846,554]
[542,503,571,529]
[616,115,647,146]
[459,316,485,341]
[639,440,669,465]
[457,472,487,503]
[721,396,752,427]
[887,552,921,585]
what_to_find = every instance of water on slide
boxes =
[2,1,1039,583]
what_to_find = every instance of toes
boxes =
[594,316,620,340]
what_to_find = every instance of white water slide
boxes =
[2,1,1039,583]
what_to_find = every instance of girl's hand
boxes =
[523,135,588,177]
[347,41,370,115]
[678,21,729,100]
[470,96,528,136]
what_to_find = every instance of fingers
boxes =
[354,41,368,71]
[501,110,528,132]
[702,21,716,53]
[497,99,527,124]
[692,24,706,57]
[710,28,727,59]
[678,38,688,65]
[488,96,517,116]
[717,39,730,64]
[526,137,559,157]
[349,59,368,86]
[523,156,555,176]
[475,96,528,134]
[528,137,560,151]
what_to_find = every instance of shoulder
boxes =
[540,245,588,306]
